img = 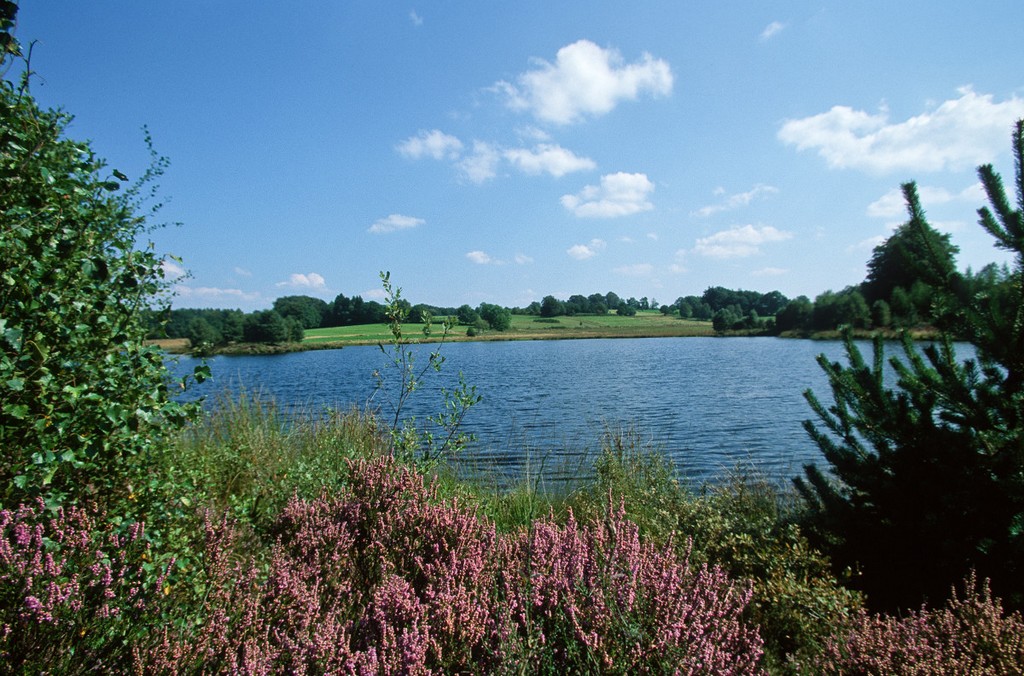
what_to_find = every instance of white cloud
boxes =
[503,144,596,177]
[514,253,534,264]
[233,266,252,277]
[866,183,983,218]
[161,259,187,280]
[368,213,425,234]
[567,238,607,260]
[561,172,655,218]
[409,10,423,26]
[466,250,492,264]
[396,129,463,160]
[457,141,501,183]
[614,263,654,276]
[277,272,326,289]
[693,184,779,217]
[499,39,673,125]
[693,224,793,259]
[760,21,786,41]
[174,285,261,303]
[778,88,1024,174]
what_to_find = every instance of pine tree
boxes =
[796,120,1024,611]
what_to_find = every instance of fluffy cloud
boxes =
[561,172,655,218]
[567,238,607,260]
[778,88,1024,174]
[277,272,326,289]
[693,225,793,259]
[396,129,463,160]
[466,250,495,264]
[693,184,779,217]
[368,214,425,234]
[161,259,187,280]
[514,253,534,264]
[397,129,592,183]
[499,39,673,125]
[457,141,501,183]
[503,144,596,177]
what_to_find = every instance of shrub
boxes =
[502,502,764,674]
[0,10,205,510]
[809,573,1024,674]
[579,430,861,670]
[0,500,171,673]
[142,456,765,674]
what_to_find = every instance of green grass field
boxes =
[303,311,716,346]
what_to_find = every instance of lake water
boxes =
[169,337,948,486]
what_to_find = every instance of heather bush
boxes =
[577,430,861,671]
[145,456,509,673]
[0,500,170,674]
[141,455,766,674]
[501,501,765,674]
[809,573,1024,674]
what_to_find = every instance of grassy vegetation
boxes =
[303,310,717,347]
[136,401,1021,673]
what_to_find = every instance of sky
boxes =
[16,1,1024,311]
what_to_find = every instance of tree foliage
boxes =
[272,294,328,330]
[0,17,205,507]
[796,123,1024,611]
[862,214,959,305]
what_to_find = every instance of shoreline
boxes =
[150,323,943,357]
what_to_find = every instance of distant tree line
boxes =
[774,219,1014,335]
[160,220,1001,350]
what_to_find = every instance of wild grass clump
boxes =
[164,391,389,535]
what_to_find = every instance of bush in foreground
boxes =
[809,573,1024,674]
[143,455,764,674]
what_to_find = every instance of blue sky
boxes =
[18,1,1024,310]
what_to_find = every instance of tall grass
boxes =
[163,391,390,534]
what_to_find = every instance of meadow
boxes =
[303,311,718,346]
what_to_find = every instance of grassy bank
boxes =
[303,311,717,346]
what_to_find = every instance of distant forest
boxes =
[155,212,1012,349]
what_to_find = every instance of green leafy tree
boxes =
[272,294,328,329]
[186,317,221,353]
[478,302,511,331]
[455,304,479,326]
[540,295,564,317]
[775,296,813,333]
[796,125,1024,610]
[243,310,290,343]
[861,209,959,315]
[0,16,205,507]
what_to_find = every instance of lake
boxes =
[170,336,944,486]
